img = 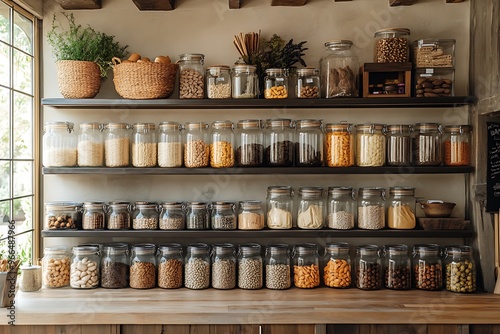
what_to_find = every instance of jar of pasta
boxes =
[356,123,386,167]
[325,123,355,167]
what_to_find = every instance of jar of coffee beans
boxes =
[357,187,386,230]
[159,201,185,230]
[383,244,411,290]
[265,244,291,290]
[206,65,231,99]
[106,201,131,230]
[178,53,205,99]
[355,245,382,290]
[412,244,442,291]
[323,242,351,289]
[158,121,183,168]
[100,243,129,289]
[238,243,263,290]
[211,201,236,230]
[373,28,410,63]
[70,245,100,289]
[157,243,183,289]
[327,187,356,230]
[266,186,294,229]
[184,243,210,290]
[412,123,442,166]
[231,64,258,99]
[129,243,156,289]
[238,200,265,230]
[236,119,264,167]
[132,201,159,230]
[211,243,237,290]
[265,119,295,166]
[320,40,359,98]
[184,122,209,168]
[210,120,235,168]
[295,68,320,99]
[82,201,106,230]
[293,243,320,289]
[444,245,476,293]
[264,68,288,99]
[295,119,323,167]
[324,123,355,167]
[297,187,324,230]
[185,202,210,230]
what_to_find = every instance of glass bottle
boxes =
[210,120,235,168]
[184,243,210,290]
[19,265,42,292]
[70,245,100,289]
[82,201,106,230]
[211,201,237,230]
[357,187,386,230]
[132,201,159,230]
[184,122,209,168]
[293,243,320,289]
[296,68,320,98]
[320,40,359,98]
[387,187,416,229]
[324,123,355,167]
[383,244,411,290]
[206,65,231,99]
[238,200,265,230]
[100,243,129,289]
[327,187,356,230]
[238,243,263,290]
[77,122,103,167]
[185,201,210,230]
[445,245,476,293]
[443,125,471,166]
[106,201,131,230]
[355,245,382,290]
[264,68,288,99]
[236,119,264,167]
[412,244,442,291]
[412,123,442,166]
[295,119,323,167]
[159,201,185,230]
[157,243,183,289]
[178,53,205,99]
[132,122,157,168]
[356,123,386,167]
[266,186,293,229]
[104,122,130,167]
[42,121,77,167]
[374,28,411,63]
[323,242,351,288]
[386,124,412,166]
[297,187,324,230]
[231,64,258,99]
[265,118,294,166]
[129,243,156,289]
[211,243,237,290]
[158,121,183,168]
[42,246,70,288]
[265,244,291,290]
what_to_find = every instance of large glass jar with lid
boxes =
[325,123,355,167]
[210,120,235,168]
[265,244,291,290]
[295,119,323,167]
[106,201,130,230]
[387,187,416,229]
[231,64,258,99]
[185,201,210,230]
[211,243,236,290]
[157,243,183,289]
[44,201,81,230]
[238,243,263,290]
[178,53,205,99]
[264,68,288,99]
[412,244,442,291]
[206,65,231,99]
[327,187,356,230]
[297,187,324,230]
[383,244,411,290]
[412,123,442,166]
[159,201,185,230]
[70,245,100,289]
[236,119,264,167]
[238,200,265,230]
[293,243,320,289]
[386,124,412,166]
[104,122,130,167]
[443,125,471,166]
[43,121,77,167]
[42,246,70,288]
[265,118,294,166]
[184,243,210,290]
[77,122,103,167]
[444,245,476,293]
[100,243,129,289]
[184,122,209,168]
[296,68,320,98]
[356,123,386,167]
[323,242,351,288]
[320,40,359,98]
[266,186,293,229]
[129,243,156,289]
[82,201,105,230]
[357,187,386,230]
[132,201,158,230]
[374,28,411,63]
[158,121,183,168]
[132,122,157,167]
[355,245,382,290]
[211,201,237,230]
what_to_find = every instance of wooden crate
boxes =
[362,62,412,98]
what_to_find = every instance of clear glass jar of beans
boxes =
[265,244,291,290]
[235,119,264,167]
[386,124,412,166]
[43,121,77,167]
[132,201,159,230]
[211,201,237,230]
[323,242,351,288]
[357,187,386,230]
[443,125,471,166]
[129,243,156,289]
[264,68,289,99]
[70,245,100,289]
[206,65,231,99]
[159,201,185,230]
[104,122,131,168]
[293,243,320,289]
[106,201,131,230]
[356,123,386,167]
[211,243,237,290]
[387,187,416,230]
[158,121,183,168]
[320,40,359,98]
[157,243,183,289]
[266,186,294,229]
[383,244,411,290]
[178,53,205,99]
[184,243,210,290]
[238,243,263,290]
[77,122,104,167]
[45,202,81,230]
[324,123,355,167]
[132,123,157,168]
[355,245,382,290]
[210,120,235,168]
[412,244,443,291]
[295,68,320,98]
[412,123,442,166]
[295,119,323,167]
[81,201,106,230]
[297,187,324,230]
[373,28,410,63]
[185,202,210,230]
[100,243,129,289]
[238,200,265,230]
[327,187,356,230]
[444,245,476,293]
[184,122,210,168]
[231,64,258,99]
[42,246,70,288]
[265,118,295,166]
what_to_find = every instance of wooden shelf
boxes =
[54,0,101,9]
[132,0,175,10]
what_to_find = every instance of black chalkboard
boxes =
[487,122,500,212]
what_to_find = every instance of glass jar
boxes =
[206,65,231,99]
[323,242,351,288]
[265,244,291,290]
[295,119,323,167]
[412,244,442,291]
[157,243,183,289]
[42,121,77,167]
[296,68,320,98]
[238,200,265,230]
[106,201,131,230]
[178,53,205,99]
[82,201,105,230]
[211,243,237,289]
[412,123,442,166]
[387,187,416,229]
[185,202,210,230]
[414,68,455,98]
[211,201,237,230]
[184,122,209,168]
[320,40,359,98]
[357,187,386,230]
[100,243,129,289]
[413,38,455,68]
[238,243,263,290]
[42,246,70,288]
[324,123,355,167]
[132,123,157,168]
[327,187,356,230]
[184,243,210,290]
[132,201,159,230]
[297,187,324,230]
[383,244,411,290]
[158,121,183,168]
[19,265,42,292]
[129,243,156,289]
[159,201,185,230]
[445,245,476,293]
[386,124,412,166]
[293,243,320,289]
[374,28,411,63]
[264,68,288,99]
[356,123,386,167]
[443,125,471,166]
[355,245,382,290]
[77,122,104,167]
[266,186,293,229]
[210,120,235,168]
[231,64,258,99]
[70,245,100,289]
[104,122,130,167]
[236,119,264,167]
[265,118,294,166]
[44,201,82,230]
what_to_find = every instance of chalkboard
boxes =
[487,122,500,212]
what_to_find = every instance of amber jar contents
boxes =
[325,123,355,167]
[443,125,471,166]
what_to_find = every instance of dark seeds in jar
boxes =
[356,262,382,290]
[295,143,322,166]
[101,261,129,288]
[385,265,411,289]
[236,143,264,167]
[212,216,236,230]
[266,140,294,166]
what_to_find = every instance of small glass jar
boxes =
[19,265,42,292]
[77,122,104,167]
[238,243,263,290]
[414,68,455,98]
[264,68,288,99]
[206,65,231,99]
[178,53,205,99]
[43,121,77,167]
[265,118,295,167]
[231,64,258,99]
[356,123,386,167]
[158,121,183,168]
[445,245,476,293]
[386,124,412,166]
[157,243,183,289]
[132,122,157,168]
[106,201,131,230]
[266,186,293,229]
[323,242,351,288]
[265,244,291,290]
[236,119,264,167]
[320,40,359,98]
[327,187,356,230]
[412,244,443,291]
[210,120,235,168]
[184,243,210,290]
[129,243,156,289]
[104,122,130,167]
[185,202,210,230]
[70,245,100,289]
[387,187,416,229]
[383,244,411,290]
[293,243,320,289]
[100,243,129,289]
[296,68,320,98]
[42,246,70,288]
[184,122,209,168]
[443,125,471,166]
[238,200,265,230]
[211,243,237,290]
[355,245,382,290]
[159,201,185,230]
[297,187,324,230]
[357,187,386,230]
[132,201,159,230]
[81,201,105,230]
[295,119,323,167]
[374,28,411,63]
[412,123,442,166]
[324,123,355,167]
[44,201,81,230]
[211,201,237,230]
[413,39,455,68]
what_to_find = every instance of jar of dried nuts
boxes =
[210,120,235,168]
[206,65,231,99]
[100,243,129,289]
[184,122,210,168]
[412,244,442,291]
[231,64,258,99]
[211,243,237,290]
[357,187,386,230]
[356,123,386,167]
[132,201,159,230]
[238,243,263,290]
[265,244,291,290]
[320,40,359,98]
[355,244,382,290]
[296,68,320,98]
[265,118,295,167]
[383,244,411,290]
[42,121,77,167]
[297,187,324,230]
[443,125,471,166]
[185,202,210,230]
[129,243,156,289]
[42,246,70,288]
[157,243,183,289]
[412,123,442,166]
[158,121,183,168]
[327,187,356,230]
[82,201,106,230]
[104,122,131,168]
[236,119,264,167]
[70,245,100,289]
[106,201,131,230]
[264,68,288,99]
[211,201,237,230]
[323,242,351,288]
[324,123,355,167]
[444,245,476,293]
[266,186,294,230]
[238,200,265,230]
[132,123,157,168]
[387,187,416,230]
[178,53,205,99]
[184,243,210,290]
[293,243,320,289]
[159,201,185,230]
[386,124,412,166]
[78,122,104,167]
[373,28,410,63]
[295,119,323,167]
[45,202,81,230]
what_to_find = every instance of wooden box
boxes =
[362,62,412,98]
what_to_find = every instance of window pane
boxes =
[13,92,32,159]
[0,3,10,44]
[13,11,32,55]
[0,87,10,159]
[0,200,11,224]
[0,42,9,87]
[13,49,32,94]
[13,196,30,226]
[14,196,32,264]
[0,161,10,200]
[13,161,32,197]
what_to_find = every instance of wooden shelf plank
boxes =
[54,0,101,9]
[132,0,175,10]
[446,0,465,3]
[271,0,307,6]
[229,0,242,8]
[390,0,417,6]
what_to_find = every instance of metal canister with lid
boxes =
[320,40,359,98]
[386,124,412,166]
[82,201,106,230]
[184,122,209,168]
[297,187,324,230]
[295,119,323,167]
[104,122,130,167]
[42,121,77,167]
[266,186,293,229]
[77,122,104,167]
[387,187,416,229]
[159,201,185,230]
[158,121,183,168]
[264,68,288,99]
[443,125,471,166]
[265,118,294,166]
[374,28,411,63]
[236,119,264,167]
[210,120,235,168]
[325,123,355,167]
[206,65,231,99]
[185,202,210,230]
[296,68,320,98]
[356,123,386,167]
[132,201,159,230]
[178,53,205,99]
[106,201,131,230]
[412,123,442,166]
[132,122,157,168]
[357,187,386,230]
[327,187,356,230]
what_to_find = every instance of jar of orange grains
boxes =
[443,125,471,166]
[324,123,355,167]
[293,243,320,289]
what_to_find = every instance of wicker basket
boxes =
[56,60,101,99]
[112,57,178,99]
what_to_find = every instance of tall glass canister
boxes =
[445,245,476,293]
[132,122,157,168]
[206,65,231,99]
[77,122,103,167]
[295,119,323,167]
[157,243,183,289]
[387,187,416,229]
[129,243,156,289]
[238,200,265,230]
[184,122,209,168]
[383,244,411,290]
[324,123,355,167]
[158,121,183,168]
[265,118,294,167]
[297,187,324,229]
[178,53,205,99]
[355,245,382,290]
[100,243,129,289]
[320,40,359,98]
[327,187,356,230]
[104,122,130,167]
[159,201,185,230]
[185,202,210,230]
[43,121,77,167]
[264,68,288,99]
[210,120,235,168]
[386,124,412,166]
[323,242,351,288]
[443,125,471,166]
[412,123,442,166]
[293,243,320,289]
[413,244,442,291]
[211,243,236,290]
[231,64,258,99]
[266,186,293,229]
[374,28,411,63]
[42,246,70,288]
[211,201,237,230]
[356,123,386,167]
[70,245,100,289]
[184,243,210,290]
[238,243,263,290]
[265,244,291,290]
[358,187,386,230]
[236,119,264,167]
[106,201,131,230]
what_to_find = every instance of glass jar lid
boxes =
[445,245,473,256]
[413,123,441,132]
[44,121,74,132]
[298,187,323,199]
[294,243,318,255]
[389,186,415,197]
[179,53,205,61]
[383,244,408,256]
[237,119,262,129]
[412,244,440,256]
[106,122,130,130]
[324,40,353,49]
[266,244,289,254]
[374,28,411,38]
[83,201,105,209]
[358,187,386,198]
[325,123,354,133]
[185,122,209,131]
[134,201,157,208]
[133,122,156,131]
[207,65,230,76]
[443,125,471,134]
[108,201,129,209]
[328,186,355,198]
[103,243,129,254]
[356,244,380,256]
[44,246,68,255]
[212,243,235,255]
[239,243,261,255]
[267,186,293,197]
[386,124,411,134]
[266,118,293,129]
[20,264,41,271]
[160,201,183,209]
[265,68,288,76]
[212,201,235,210]
[296,68,319,76]
[416,38,455,48]
[158,243,182,255]
[186,201,208,210]
[79,122,103,131]
[45,201,82,211]
[72,245,99,255]
[132,243,156,254]
[239,200,262,210]
[356,123,385,133]
[232,64,257,73]
[296,119,322,129]
[212,120,233,129]
[187,243,209,254]
[159,121,182,131]
[325,242,350,255]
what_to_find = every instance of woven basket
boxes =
[56,60,101,99]
[112,57,178,99]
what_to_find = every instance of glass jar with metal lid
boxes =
[231,64,258,98]
[70,245,100,289]
[184,243,210,290]
[104,122,130,167]
[356,123,386,167]
[357,187,386,230]
[327,187,356,230]
[77,122,103,167]
[265,118,294,166]
[206,65,231,99]
[159,201,185,230]
[43,121,77,167]
[265,244,291,290]
[236,119,264,167]
[132,122,157,168]
[295,119,323,167]
[266,186,293,229]
[325,123,355,167]
[297,187,324,230]
[129,243,156,289]
[19,264,42,292]
[412,123,442,166]
[296,68,320,98]
[211,243,237,289]
[238,243,263,290]
[293,243,320,289]
[355,244,382,290]
[44,201,82,230]
[412,244,442,291]
[185,201,210,230]
[178,53,205,99]
[323,242,351,288]
[264,68,288,99]
[444,245,476,293]
[210,120,235,168]
[100,243,129,289]
[238,200,264,230]
[82,201,106,230]
[211,201,237,230]
[106,201,130,230]
[386,124,412,166]
[374,28,411,63]
[184,122,209,168]
[320,40,359,98]
[387,187,416,229]
[157,243,183,289]
[42,246,70,288]
[443,125,471,166]
[413,39,455,68]
[383,244,411,290]
[132,201,158,230]
[158,121,183,168]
